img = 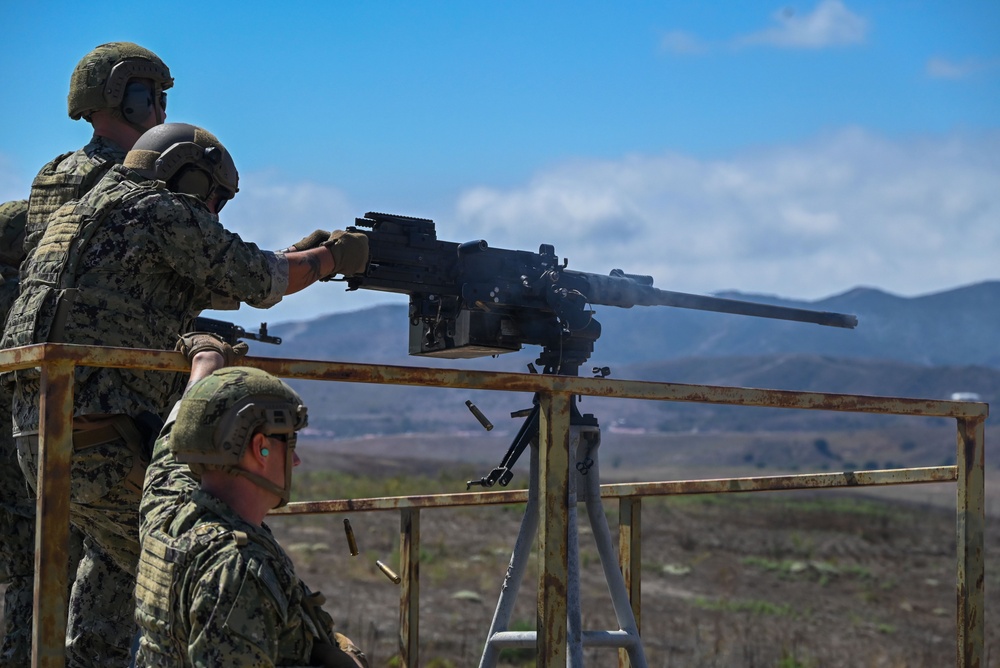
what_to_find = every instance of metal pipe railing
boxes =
[0,343,986,668]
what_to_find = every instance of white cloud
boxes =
[926,56,1000,80]
[204,171,408,325]
[736,0,868,49]
[221,171,355,252]
[452,128,1000,301]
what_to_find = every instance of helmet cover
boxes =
[170,367,307,506]
[123,122,239,203]
[68,42,173,120]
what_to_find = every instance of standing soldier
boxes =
[1,122,366,666]
[0,199,41,667]
[24,41,173,257]
[0,41,174,666]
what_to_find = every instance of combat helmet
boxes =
[68,42,173,124]
[123,123,239,209]
[170,367,308,507]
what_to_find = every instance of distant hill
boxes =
[243,281,999,437]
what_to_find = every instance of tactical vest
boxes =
[135,508,314,665]
[1,175,192,413]
[3,176,157,349]
[25,150,115,254]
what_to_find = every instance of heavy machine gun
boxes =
[329,211,857,377]
[327,212,859,665]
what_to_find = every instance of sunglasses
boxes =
[124,81,168,112]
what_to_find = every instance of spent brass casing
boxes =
[344,518,359,556]
[465,400,494,431]
[376,559,401,584]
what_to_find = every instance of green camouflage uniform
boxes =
[22,135,125,260]
[134,427,322,666]
[1,162,287,666]
[3,135,135,668]
[0,136,151,668]
[0,199,37,667]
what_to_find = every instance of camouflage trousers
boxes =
[15,420,146,668]
[0,403,39,668]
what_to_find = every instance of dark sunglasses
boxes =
[265,433,295,446]
[123,82,168,112]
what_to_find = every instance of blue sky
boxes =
[1,1,998,328]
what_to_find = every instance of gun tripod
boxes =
[471,400,648,667]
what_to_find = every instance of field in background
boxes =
[3,428,995,667]
[273,429,999,667]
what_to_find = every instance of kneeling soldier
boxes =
[134,339,366,667]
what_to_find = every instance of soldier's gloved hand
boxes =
[322,230,369,277]
[281,229,332,253]
[334,633,368,667]
[309,635,369,668]
[175,332,249,366]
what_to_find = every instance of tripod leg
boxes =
[567,445,584,667]
[479,442,539,668]
[580,436,648,668]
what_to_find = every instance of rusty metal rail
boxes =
[0,343,986,668]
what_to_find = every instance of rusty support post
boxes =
[618,497,641,668]
[536,391,570,667]
[34,359,74,668]
[956,417,985,668]
[400,508,420,667]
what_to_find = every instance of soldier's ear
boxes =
[249,433,270,464]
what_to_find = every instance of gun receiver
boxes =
[334,212,857,373]
[191,317,282,346]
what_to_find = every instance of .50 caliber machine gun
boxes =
[330,211,856,376]
[326,212,859,666]
[329,211,858,489]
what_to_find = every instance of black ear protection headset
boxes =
[121,81,167,125]
[160,145,234,211]
[168,165,213,202]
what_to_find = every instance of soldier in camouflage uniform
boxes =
[24,41,173,260]
[0,41,174,666]
[1,122,368,667]
[0,200,40,667]
[135,343,367,666]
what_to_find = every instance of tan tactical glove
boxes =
[322,230,369,277]
[309,634,369,668]
[282,229,332,253]
[175,332,248,365]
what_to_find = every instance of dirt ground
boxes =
[268,486,998,668]
[3,439,996,667]
[274,428,999,665]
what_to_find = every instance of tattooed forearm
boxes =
[302,251,324,282]
[284,248,334,295]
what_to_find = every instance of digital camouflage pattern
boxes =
[0,199,34,667]
[1,134,134,666]
[2,162,287,666]
[23,135,125,258]
[4,163,288,436]
[136,426,323,666]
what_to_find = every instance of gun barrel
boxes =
[575,272,858,329]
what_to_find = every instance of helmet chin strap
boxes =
[231,441,294,509]
[110,106,155,138]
